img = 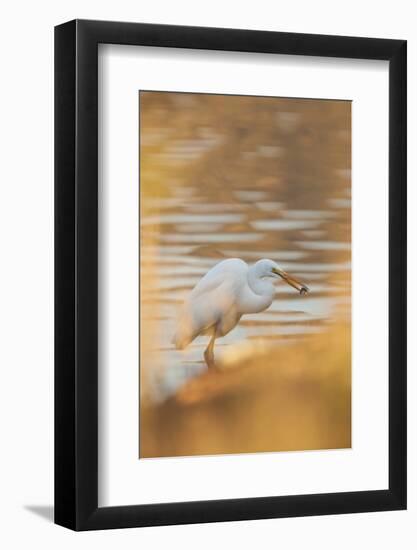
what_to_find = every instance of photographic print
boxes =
[139,91,351,458]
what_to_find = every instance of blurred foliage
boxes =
[140,91,351,207]
[141,323,351,457]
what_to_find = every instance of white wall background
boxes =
[0,1,415,548]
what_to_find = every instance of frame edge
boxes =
[388,40,407,510]
[54,19,77,530]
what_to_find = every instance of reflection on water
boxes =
[140,92,351,404]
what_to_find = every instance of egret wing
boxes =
[189,258,248,300]
[173,260,247,349]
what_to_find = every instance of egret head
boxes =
[254,259,310,295]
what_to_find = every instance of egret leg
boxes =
[204,331,217,370]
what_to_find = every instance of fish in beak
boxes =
[272,267,309,295]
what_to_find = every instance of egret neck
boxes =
[247,262,275,297]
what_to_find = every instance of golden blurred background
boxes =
[139,91,351,458]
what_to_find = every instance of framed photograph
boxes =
[55,19,406,530]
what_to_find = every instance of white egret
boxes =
[173,258,309,369]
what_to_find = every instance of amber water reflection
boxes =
[139,92,351,457]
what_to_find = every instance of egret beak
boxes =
[272,268,310,295]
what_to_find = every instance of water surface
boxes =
[140,93,351,402]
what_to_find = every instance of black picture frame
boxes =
[55,19,407,531]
